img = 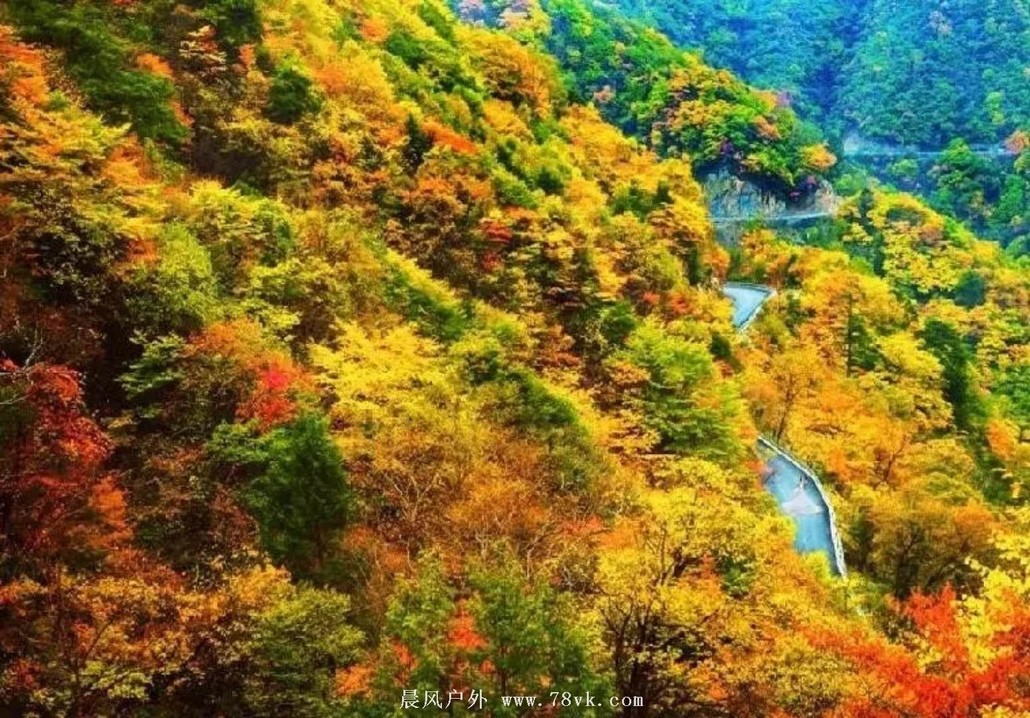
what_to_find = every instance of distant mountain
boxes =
[459,0,837,194]
[611,0,1030,148]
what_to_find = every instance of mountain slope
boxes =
[461,0,837,191]
[611,0,1030,147]
[0,1,1027,716]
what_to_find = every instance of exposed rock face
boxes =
[703,169,840,221]
[702,169,840,245]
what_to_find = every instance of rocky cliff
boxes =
[704,169,840,222]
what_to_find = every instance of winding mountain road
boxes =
[722,282,774,329]
[842,147,1010,160]
[710,211,835,225]
[841,134,1011,160]
[723,282,847,577]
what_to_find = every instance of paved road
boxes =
[723,283,847,576]
[759,442,845,576]
[844,148,1010,159]
[722,283,774,329]
[711,211,833,225]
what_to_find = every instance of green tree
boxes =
[6,0,188,144]
[126,224,222,335]
[468,563,611,712]
[995,362,1030,439]
[243,586,363,717]
[239,414,352,579]
[197,0,263,52]
[266,63,323,124]
[611,323,742,460]
[918,319,984,433]
[403,114,433,172]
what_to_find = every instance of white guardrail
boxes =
[757,436,847,577]
[723,281,847,578]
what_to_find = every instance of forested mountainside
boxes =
[0,0,1028,716]
[459,0,835,192]
[609,0,1030,148]
[844,135,1030,258]
[604,0,1030,256]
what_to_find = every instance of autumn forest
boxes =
[0,0,1027,716]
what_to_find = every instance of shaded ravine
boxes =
[723,282,847,577]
